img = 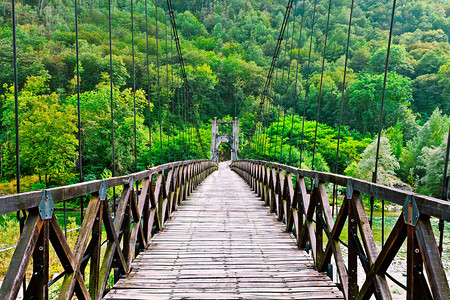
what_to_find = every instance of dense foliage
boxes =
[0,0,449,198]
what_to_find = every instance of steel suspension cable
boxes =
[165,9,170,162]
[74,0,85,222]
[272,68,280,159]
[243,0,294,159]
[333,0,354,217]
[170,16,175,161]
[311,0,332,171]
[11,0,26,294]
[299,0,318,169]
[372,0,397,248]
[439,125,450,255]
[166,0,208,158]
[156,0,163,163]
[12,0,19,196]
[259,4,293,159]
[145,0,152,165]
[176,62,183,159]
[275,17,290,161]
[131,0,137,171]
[108,0,117,212]
[262,79,275,158]
[279,0,299,162]
[288,0,307,164]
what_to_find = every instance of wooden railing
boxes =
[0,159,217,300]
[231,159,449,300]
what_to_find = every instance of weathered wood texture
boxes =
[0,160,217,300]
[104,162,344,300]
[231,160,450,300]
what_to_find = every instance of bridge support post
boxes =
[210,118,240,162]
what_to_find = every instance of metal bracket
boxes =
[99,180,107,201]
[128,175,134,188]
[39,190,54,220]
[346,179,353,200]
[314,174,320,188]
[402,195,420,226]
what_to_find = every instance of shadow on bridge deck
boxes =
[104,161,344,299]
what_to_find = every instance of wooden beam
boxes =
[415,216,449,299]
[0,210,42,300]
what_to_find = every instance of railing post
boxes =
[26,219,50,300]
[348,195,358,299]
[89,201,103,299]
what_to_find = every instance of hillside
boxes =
[0,0,449,197]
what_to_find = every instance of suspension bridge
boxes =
[0,0,449,299]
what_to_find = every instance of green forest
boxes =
[0,0,449,199]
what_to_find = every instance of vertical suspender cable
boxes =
[186,84,191,155]
[333,0,354,217]
[182,80,186,156]
[299,0,318,169]
[272,69,280,160]
[269,69,279,159]
[288,0,306,164]
[145,0,152,166]
[372,0,397,248]
[74,0,84,222]
[311,0,332,171]
[12,0,26,294]
[243,0,294,159]
[167,0,207,158]
[131,0,137,171]
[165,9,170,162]
[156,0,163,163]
[276,18,290,160]
[12,0,19,195]
[439,125,450,255]
[279,0,298,162]
[170,14,175,161]
[108,0,116,213]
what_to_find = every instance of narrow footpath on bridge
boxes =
[105,162,344,299]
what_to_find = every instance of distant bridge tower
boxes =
[210,118,240,162]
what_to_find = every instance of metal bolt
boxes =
[415,248,419,254]
[39,246,43,251]
[96,217,100,221]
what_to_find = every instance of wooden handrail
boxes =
[0,159,213,216]
[0,159,218,300]
[236,159,450,221]
[231,159,449,300]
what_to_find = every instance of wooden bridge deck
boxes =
[105,162,344,299]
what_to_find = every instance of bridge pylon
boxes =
[210,117,239,162]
